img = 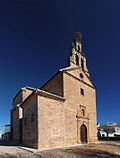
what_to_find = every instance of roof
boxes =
[10,104,21,112]
[12,86,34,103]
[12,65,96,110]
[2,124,10,127]
[13,88,23,102]
[37,89,65,101]
[99,123,120,128]
[40,66,96,91]
[12,86,66,111]
[21,87,66,108]
[40,71,60,89]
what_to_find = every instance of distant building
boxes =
[11,32,98,149]
[2,124,11,142]
[0,130,2,140]
[97,122,120,138]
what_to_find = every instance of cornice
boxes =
[64,71,96,89]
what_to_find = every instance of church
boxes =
[10,32,98,149]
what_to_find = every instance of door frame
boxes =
[80,124,87,143]
[77,118,89,144]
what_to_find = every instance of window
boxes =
[81,109,85,117]
[76,54,79,66]
[81,88,84,96]
[80,73,83,79]
[78,45,80,51]
[81,58,84,69]
[31,113,34,123]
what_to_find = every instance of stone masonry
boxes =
[11,32,98,149]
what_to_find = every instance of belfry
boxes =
[11,33,98,149]
[68,32,89,76]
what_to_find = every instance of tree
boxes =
[103,126,115,137]
[97,130,101,140]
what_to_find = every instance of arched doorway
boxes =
[80,124,87,143]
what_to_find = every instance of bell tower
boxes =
[67,32,89,76]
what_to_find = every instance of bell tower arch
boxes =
[67,32,89,76]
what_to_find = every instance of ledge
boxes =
[36,89,66,101]
[76,115,89,120]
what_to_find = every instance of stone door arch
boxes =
[80,124,87,143]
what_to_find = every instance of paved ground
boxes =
[0,145,41,158]
[0,142,120,158]
[37,142,120,158]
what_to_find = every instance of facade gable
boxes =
[61,67,95,89]
[13,87,33,107]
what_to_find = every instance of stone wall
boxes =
[37,94,65,149]
[41,72,63,97]
[13,91,22,107]
[22,94,38,148]
[22,88,33,101]
[11,87,33,144]
[13,88,33,107]
[12,107,20,143]
[63,69,98,145]
[11,68,97,149]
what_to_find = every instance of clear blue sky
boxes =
[0,0,120,129]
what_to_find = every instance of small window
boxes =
[81,58,84,69]
[80,73,83,79]
[31,113,34,123]
[76,54,79,66]
[82,109,85,117]
[81,88,84,96]
[78,45,80,51]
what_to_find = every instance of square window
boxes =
[81,88,84,96]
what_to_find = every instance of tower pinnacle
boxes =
[74,32,82,43]
[67,32,89,76]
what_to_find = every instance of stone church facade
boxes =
[10,33,98,149]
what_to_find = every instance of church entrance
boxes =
[80,124,87,143]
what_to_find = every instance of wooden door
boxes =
[81,124,87,143]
